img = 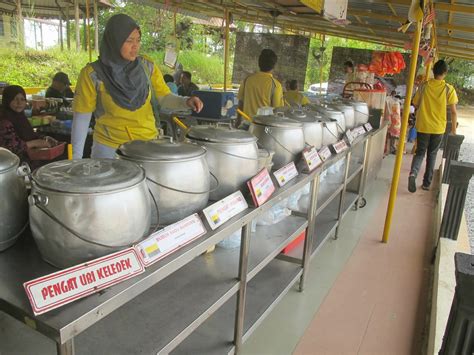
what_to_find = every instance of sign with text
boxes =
[248,168,276,206]
[318,146,332,162]
[24,248,144,315]
[203,191,248,230]
[302,147,323,172]
[331,140,348,154]
[351,126,366,138]
[273,162,299,186]
[364,123,373,132]
[135,214,207,267]
[344,130,354,145]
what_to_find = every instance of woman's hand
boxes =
[186,96,203,113]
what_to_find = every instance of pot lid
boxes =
[187,125,257,143]
[32,159,145,193]
[253,115,303,128]
[0,147,19,172]
[117,139,206,161]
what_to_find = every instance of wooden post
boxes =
[223,9,230,91]
[85,0,92,61]
[66,4,71,50]
[16,0,24,48]
[75,0,80,51]
[59,15,64,51]
[93,0,99,52]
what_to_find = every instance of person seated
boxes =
[0,85,55,164]
[164,74,178,94]
[46,72,74,99]
[283,79,310,107]
[178,71,199,97]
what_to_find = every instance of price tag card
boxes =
[351,126,366,138]
[318,145,332,162]
[24,248,144,315]
[302,147,323,172]
[203,191,248,230]
[331,140,348,154]
[364,123,373,132]
[344,130,355,145]
[247,168,276,207]
[135,214,207,267]
[273,162,299,186]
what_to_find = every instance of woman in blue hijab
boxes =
[72,14,203,159]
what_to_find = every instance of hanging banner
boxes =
[24,248,144,315]
[135,214,207,267]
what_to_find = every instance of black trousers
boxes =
[410,132,443,187]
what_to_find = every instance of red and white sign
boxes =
[302,147,323,172]
[351,126,366,138]
[318,146,332,162]
[364,123,373,132]
[273,162,298,186]
[247,168,276,207]
[135,214,207,267]
[24,248,144,315]
[332,140,348,154]
[203,191,248,230]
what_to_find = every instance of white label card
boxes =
[364,123,373,132]
[302,147,323,172]
[135,214,207,267]
[352,126,366,138]
[203,191,248,230]
[24,248,144,315]
[248,168,276,206]
[318,146,332,161]
[344,130,354,145]
[273,162,299,186]
[332,140,348,154]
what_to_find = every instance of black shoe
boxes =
[422,184,430,191]
[408,175,416,193]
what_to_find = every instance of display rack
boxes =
[0,125,387,355]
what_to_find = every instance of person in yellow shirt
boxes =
[408,60,458,192]
[237,49,284,125]
[72,14,203,159]
[284,80,310,107]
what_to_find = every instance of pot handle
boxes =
[161,135,175,143]
[30,193,140,249]
[264,126,296,156]
[17,163,33,189]
[146,170,220,195]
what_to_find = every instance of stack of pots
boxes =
[186,125,258,201]
[285,109,324,149]
[311,106,342,146]
[331,102,356,130]
[0,148,28,251]
[29,159,151,268]
[117,138,211,225]
[250,114,305,169]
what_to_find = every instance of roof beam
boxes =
[349,10,405,23]
[434,3,474,14]
[438,23,474,33]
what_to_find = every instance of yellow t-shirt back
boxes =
[283,90,310,106]
[413,79,458,134]
[237,72,284,117]
[73,56,171,148]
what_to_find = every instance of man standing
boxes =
[237,48,284,123]
[408,60,458,193]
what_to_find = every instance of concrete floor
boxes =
[0,154,435,355]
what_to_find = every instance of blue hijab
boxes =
[91,14,148,111]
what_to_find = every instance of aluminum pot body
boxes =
[332,104,355,129]
[301,121,323,149]
[29,181,151,268]
[321,109,346,133]
[0,162,28,251]
[189,140,258,201]
[250,123,305,169]
[321,121,339,146]
[121,155,210,224]
[352,101,369,125]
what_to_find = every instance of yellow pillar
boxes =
[382,20,423,243]
[223,9,230,91]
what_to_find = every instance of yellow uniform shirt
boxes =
[413,79,458,134]
[237,72,284,117]
[73,56,171,148]
[283,90,310,106]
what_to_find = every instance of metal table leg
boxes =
[355,140,369,210]
[56,339,74,355]
[335,151,352,239]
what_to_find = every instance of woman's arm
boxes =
[0,120,29,157]
[71,112,93,159]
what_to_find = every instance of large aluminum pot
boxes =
[331,103,355,129]
[321,119,340,146]
[285,110,324,149]
[186,125,258,200]
[29,159,151,268]
[351,101,370,125]
[117,138,211,224]
[316,106,346,133]
[250,114,305,169]
[0,148,28,251]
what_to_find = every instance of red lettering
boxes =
[53,282,62,296]
[96,268,104,279]
[116,262,122,273]
[110,263,117,275]
[124,258,132,269]
[41,287,49,300]
[79,274,87,286]
[103,266,110,278]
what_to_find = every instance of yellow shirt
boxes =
[237,71,284,117]
[283,90,310,106]
[73,56,171,148]
[413,79,458,134]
